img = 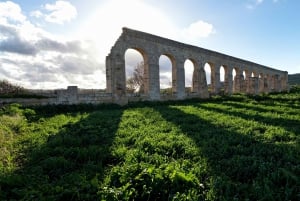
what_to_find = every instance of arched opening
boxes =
[259,73,264,93]
[184,59,194,94]
[220,66,225,82]
[159,55,173,95]
[204,63,212,92]
[251,72,255,77]
[242,70,246,80]
[125,48,145,95]
[232,68,237,93]
[232,68,237,81]
[220,65,226,93]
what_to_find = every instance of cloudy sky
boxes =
[0,0,299,89]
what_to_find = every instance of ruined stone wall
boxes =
[107,28,288,103]
[0,86,113,106]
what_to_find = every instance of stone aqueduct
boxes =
[0,27,289,106]
[106,28,288,101]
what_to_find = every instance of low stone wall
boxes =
[0,86,207,106]
[0,86,115,106]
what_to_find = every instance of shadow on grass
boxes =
[0,106,124,200]
[153,104,300,200]
[199,102,300,136]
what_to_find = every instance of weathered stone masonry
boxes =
[106,27,288,102]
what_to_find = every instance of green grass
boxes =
[0,88,300,200]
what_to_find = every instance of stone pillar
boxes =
[211,63,220,94]
[234,70,244,93]
[270,75,275,92]
[106,54,113,93]
[277,76,282,92]
[192,61,200,94]
[281,72,288,91]
[142,56,150,95]
[193,61,209,98]
[263,75,269,93]
[244,70,251,94]
[106,53,126,97]
[249,77,259,95]
[224,67,233,95]
[174,58,185,99]
[199,66,209,98]
[273,74,280,92]
[148,54,160,100]
[269,75,273,92]
[259,74,264,93]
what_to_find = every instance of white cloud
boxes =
[0,2,102,89]
[30,10,43,18]
[0,1,26,23]
[0,0,215,89]
[31,1,77,24]
[44,1,77,24]
[181,20,215,41]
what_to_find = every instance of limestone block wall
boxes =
[106,27,288,102]
[0,86,114,106]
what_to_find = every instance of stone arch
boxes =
[124,48,147,94]
[106,28,289,103]
[159,54,174,95]
[204,62,213,93]
[242,69,249,93]
[233,66,245,93]
[184,59,195,94]
[247,70,259,94]
[220,65,226,82]
[242,69,247,80]
[259,73,265,93]
[232,67,237,93]
[221,65,233,95]
[190,59,209,98]
[271,74,279,92]
[219,65,226,94]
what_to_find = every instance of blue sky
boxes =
[0,0,299,89]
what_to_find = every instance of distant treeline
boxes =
[288,73,300,85]
[0,80,25,95]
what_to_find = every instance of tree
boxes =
[0,80,25,95]
[126,62,144,93]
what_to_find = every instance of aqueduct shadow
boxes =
[222,100,299,116]
[1,106,124,200]
[198,102,300,136]
[153,104,299,200]
[1,101,299,200]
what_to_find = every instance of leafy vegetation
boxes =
[0,80,25,97]
[0,80,46,99]
[0,88,300,200]
[126,62,144,93]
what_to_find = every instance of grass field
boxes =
[0,87,300,200]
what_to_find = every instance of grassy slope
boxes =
[0,89,300,200]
